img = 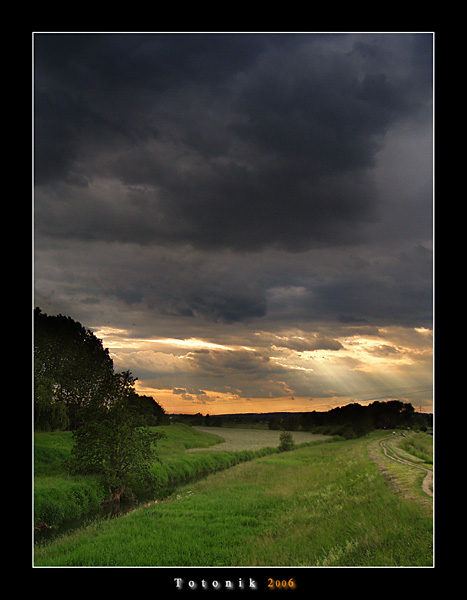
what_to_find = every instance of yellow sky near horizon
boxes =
[134,384,433,416]
[93,324,433,415]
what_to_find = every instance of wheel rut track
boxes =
[379,437,433,498]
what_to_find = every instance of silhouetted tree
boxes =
[34,308,115,430]
[128,392,168,425]
[34,308,167,430]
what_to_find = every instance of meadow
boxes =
[400,432,433,464]
[34,426,433,567]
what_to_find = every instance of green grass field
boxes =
[34,424,307,532]
[400,432,433,464]
[34,425,223,530]
[34,427,433,567]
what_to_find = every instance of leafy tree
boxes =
[34,364,70,430]
[128,392,168,425]
[34,308,115,429]
[278,430,295,452]
[68,371,164,501]
[34,308,167,430]
[367,400,415,429]
[35,308,168,501]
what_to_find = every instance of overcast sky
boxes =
[34,32,434,414]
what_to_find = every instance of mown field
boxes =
[34,426,433,567]
[190,426,329,452]
[34,424,319,533]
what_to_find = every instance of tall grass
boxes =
[34,431,108,529]
[34,475,106,527]
[34,431,74,476]
[34,425,282,530]
[399,432,433,465]
[34,433,433,567]
[34,425,224,529]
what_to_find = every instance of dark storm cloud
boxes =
[264,243,433,327]
[34,33,434,413]
[34,33,264,185]
[34,33,432,253]
[34,234,432,330]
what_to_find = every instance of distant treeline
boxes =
[174,401,432,439]
[34,308,167,431]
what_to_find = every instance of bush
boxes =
[278,431,295,452]
[68,379,165,502]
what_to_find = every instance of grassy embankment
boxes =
[34,429,433,567]
[400,432,433,465]
[34,424,319,531]
[369,431,433,504]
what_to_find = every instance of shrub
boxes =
[278,431,295,452]
[68,380,166,503]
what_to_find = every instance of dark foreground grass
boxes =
[34,433,433,567]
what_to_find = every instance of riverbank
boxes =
[34,424,327,538]
[34,431,433,567]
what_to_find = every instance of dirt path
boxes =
[378,436,433,498]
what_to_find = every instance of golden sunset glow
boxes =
[93,328,251,353]
[100,324,434,416]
